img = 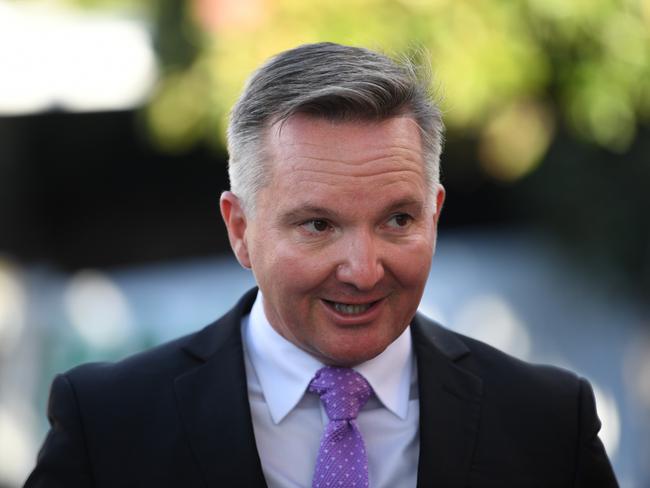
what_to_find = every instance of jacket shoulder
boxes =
[413,313,582,400]
[64,330,199,393]
[63,287,257,394]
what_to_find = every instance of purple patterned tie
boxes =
[309,366,372,488]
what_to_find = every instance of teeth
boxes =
[333,302,372,314]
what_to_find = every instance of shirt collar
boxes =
[355,323,413,420]
[244,291,414,424]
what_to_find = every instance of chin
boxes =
[318,342,388,367]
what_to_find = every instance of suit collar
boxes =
[175,288,267,487]
[412,312,471,361]
[412,313,483,488]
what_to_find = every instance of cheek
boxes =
[255,241,331,293]
[389,239,434,285]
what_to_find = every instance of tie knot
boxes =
[308,367,372,421]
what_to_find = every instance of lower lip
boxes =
[320,298,385,325]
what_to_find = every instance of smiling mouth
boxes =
[323,299,379,315]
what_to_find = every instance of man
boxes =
[26,42,618,487]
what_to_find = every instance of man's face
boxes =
[221,114,444,366]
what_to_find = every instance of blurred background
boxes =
[0,0,649,486]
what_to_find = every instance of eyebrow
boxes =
[381,197,425,215]
[281,205,341,224]
[280,197,425,224]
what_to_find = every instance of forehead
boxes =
[262,115,428,200]
[269,114,423,159]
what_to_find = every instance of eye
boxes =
[386,213,413,229]
[300,219,332,234]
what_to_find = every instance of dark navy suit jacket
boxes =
[25,288,618,487]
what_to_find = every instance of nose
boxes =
[335,229,385,291]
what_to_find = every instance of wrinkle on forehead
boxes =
[275,136,422,162]
[283,159,424,181]
[279,172,427,201]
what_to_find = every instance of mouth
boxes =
[323,299,380,316]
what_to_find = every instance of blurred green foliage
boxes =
[57,0,650,182]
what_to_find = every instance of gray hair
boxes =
[227,42,444,215]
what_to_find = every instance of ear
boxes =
[433,184,446,226]
[220,191,252,269]
[430,184,446,252]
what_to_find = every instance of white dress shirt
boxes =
[242,291,420,488]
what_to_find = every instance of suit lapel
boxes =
[412,315,483,488]
[174,289,267,488]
